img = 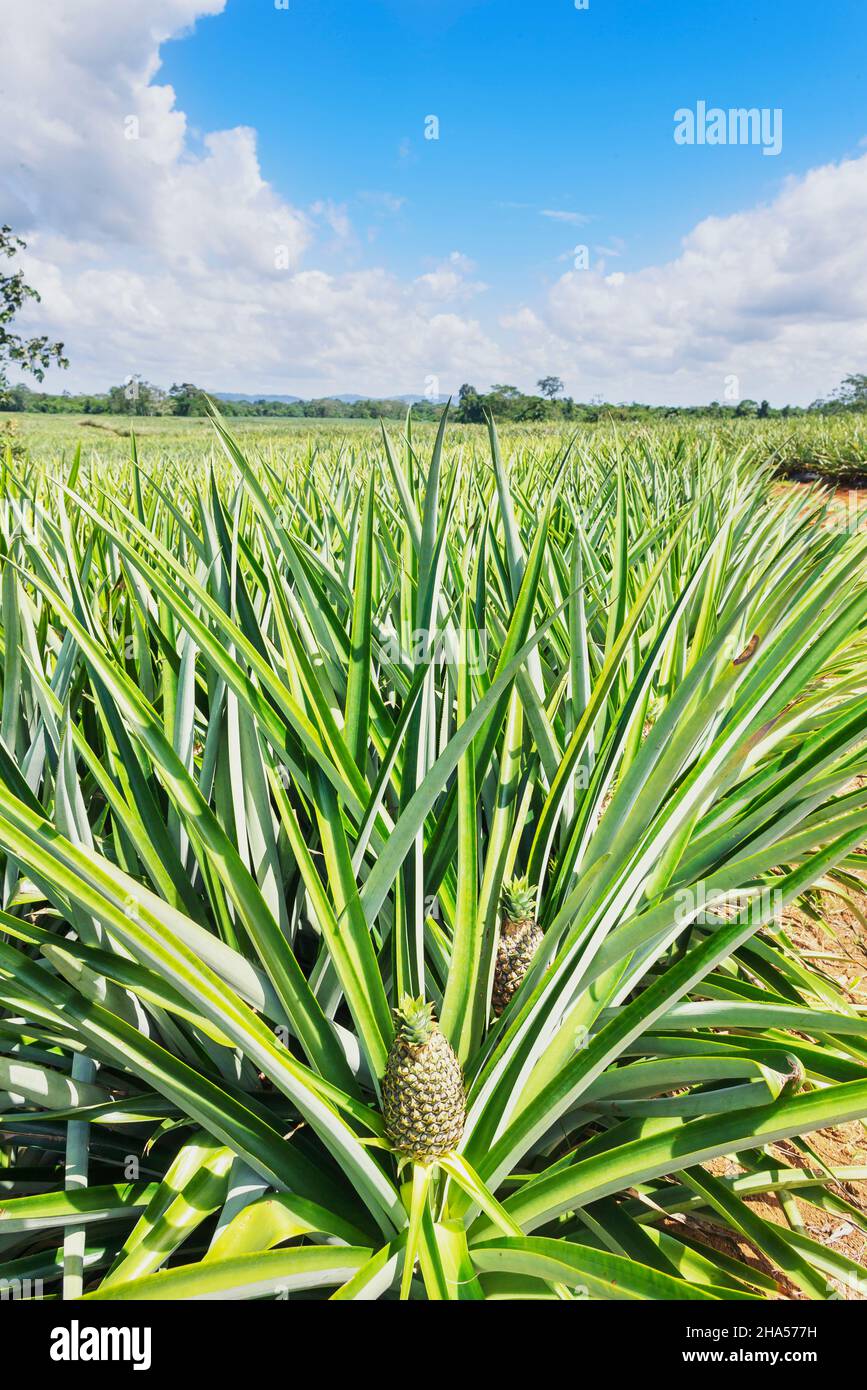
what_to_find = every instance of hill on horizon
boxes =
[212,390,450,406]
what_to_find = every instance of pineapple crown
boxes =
[500,875,537,924]
[392,995,438,1047]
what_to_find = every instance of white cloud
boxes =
[1,0,865,404]
[310,200,354,247]
[0,0,506,395]
[18,250,506,397]
[540,209,590,226]
[415,253,488,304]
[0,0,309,278]
[594,240,625,258]
[511,154,867,403]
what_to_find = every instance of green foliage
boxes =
[0,410,866,1300]
[813,374,867,412]
[456,382,485,423]
[537,375,565,400]
[0,225,68,396]
[168,383,210,417]
[500,877,537,923]
[393,997,438,1047]
[3,370,866,435]
[105,377,166,417]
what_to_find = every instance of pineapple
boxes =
[382,997,465,1161]
[492,877,542,1017]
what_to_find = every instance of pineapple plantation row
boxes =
[1,410,867,1300]
[9,408,867,485]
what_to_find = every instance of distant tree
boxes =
[518,396,546,422]
[757,399,770,418]
[537,375,564,400]
[485,384,526,421]
[169,382,209,416]
[106,376,165,416]
[842,374,867,406]
[456,383,484,424]
[825,374,867,410]
[734,398,759,418]
[0,226,68,399]
[0,382,30,411]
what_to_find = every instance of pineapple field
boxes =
[2,408,867,1302]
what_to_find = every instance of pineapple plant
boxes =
[492,877,542,1016]
[382,997,465,1161]
[0,407,866,1302]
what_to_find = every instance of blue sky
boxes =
[160,0,866,296]
[3,0,867,402]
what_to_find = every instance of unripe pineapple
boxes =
[492,877,542,1017]
[382,997,465,1162]
[781,1054,806,1097]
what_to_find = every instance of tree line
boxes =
[1,225,865,425]
[4,374,865,423]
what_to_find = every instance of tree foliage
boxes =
[0,226,68,395]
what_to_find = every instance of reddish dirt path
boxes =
[776,480,867,531]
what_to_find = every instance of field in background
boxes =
[4,408,867,482]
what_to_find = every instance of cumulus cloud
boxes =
[0,0,507,395]
[1,0,865,403]
[415,253,489,303]
[511,154,867,403]
[0,1,308,305]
